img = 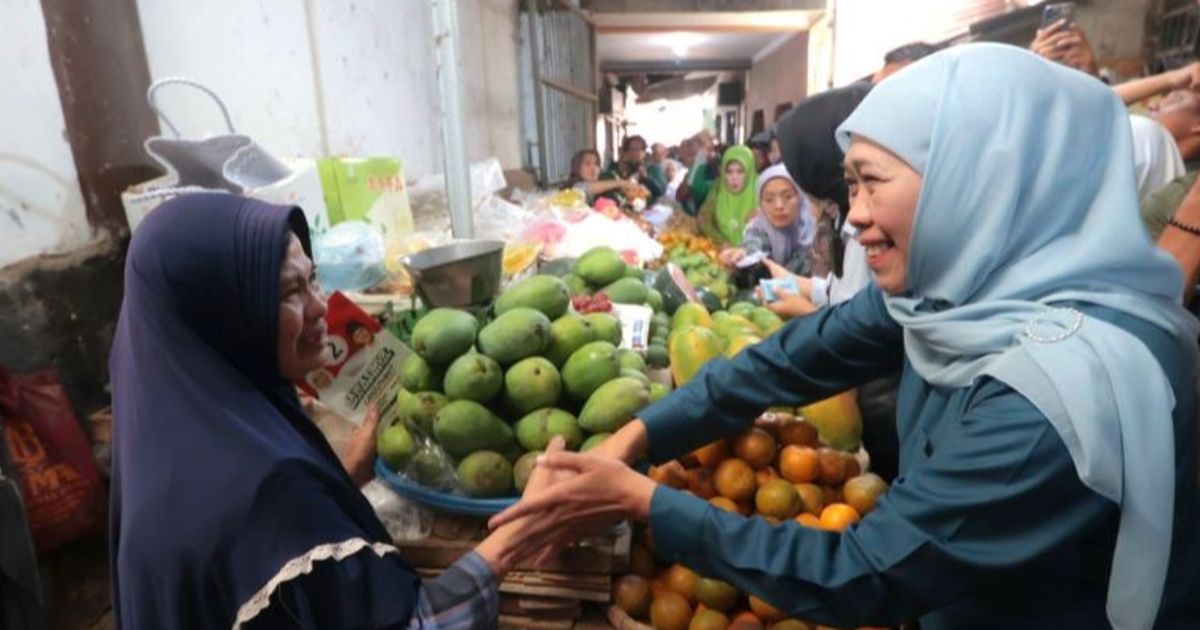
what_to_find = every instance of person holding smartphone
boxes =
[1030,3,1099,77]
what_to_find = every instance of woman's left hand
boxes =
[340,404,381,486]
[488,451,656,549]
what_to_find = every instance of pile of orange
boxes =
[615,412,891,630]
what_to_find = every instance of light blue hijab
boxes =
[837,44,1199,630]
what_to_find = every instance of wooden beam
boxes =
[598,23,807,34]
[40,0,162,235]
[540,76,599,102]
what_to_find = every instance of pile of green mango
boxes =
[378,255,672,498]
[664,246,732,309]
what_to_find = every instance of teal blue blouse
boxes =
[639,287,1200,629]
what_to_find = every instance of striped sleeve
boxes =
[408,551,500,630]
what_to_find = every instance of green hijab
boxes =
[713,146,758,245]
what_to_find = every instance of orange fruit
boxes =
[729,611,766,630]
[737,501,755,516]
[692,440,731,469]
[842,473,888,516]
[794,513,822,528]
[822,485,840,507]
[714,459,757,502]
[614,574,652,618]
[778,420,819,447]
[665,564,701,603]
[689,609,731,630]
[748,596,786,623]
[651,461,691,490]
[696,577,740,611]
[651,591,694,630]
[778,446,820,484]
[709,496,740,513]
[755,479,802,520]
[769,621,813,630]
[650,577,671,598]
[755,467,780,488]
[792,483,826,516]
[631,543,658,579]
[688,467,718,499]
[817,449,849,486]
[819,503,861,532]
[734,429,777,470]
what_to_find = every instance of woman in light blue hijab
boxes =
[498,44,1200,629]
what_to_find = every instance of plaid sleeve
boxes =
[407,551,500,630]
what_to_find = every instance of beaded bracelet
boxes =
[1168,216,1200,238]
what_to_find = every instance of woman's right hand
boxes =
[718,248,746,268]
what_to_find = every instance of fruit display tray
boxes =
[375,458,518,516]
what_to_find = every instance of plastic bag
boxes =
[313,221,388,292]
[361,479,433,542]
[0,367,105,554]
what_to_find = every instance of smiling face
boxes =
[844,136,922,295]
[760,177,800,228]
[277,233,331,381]
[725,161,747,194]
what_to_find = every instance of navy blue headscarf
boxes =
[109,194,418,628]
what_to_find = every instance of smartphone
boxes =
[1042,2,1075,29]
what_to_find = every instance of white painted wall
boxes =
[136,0,521,181]
[1,0,523,268]
[0,0,91,269]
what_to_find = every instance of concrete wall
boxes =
[0,0,92,269]
[747,32,809,132]
[136,0,522,181]
[1075,0,1152,64]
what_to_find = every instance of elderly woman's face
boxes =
[844,137,921,295]
[278,233,330,381]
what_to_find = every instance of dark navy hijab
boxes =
[108,194,418,628]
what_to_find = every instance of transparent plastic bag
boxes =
[313,221,387,291]
[360,479,433,541]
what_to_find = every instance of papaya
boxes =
[620,368,650,386]
[544,313,595,366]
[671,302,712,331]
[495,274,571,319]
[603,277,649,305]
[561,341,621,401]
[576,246,627,286]
[411,308,478,366]
[515,408,583,451]
[477,307,551,365]
[623,264,644,280]
[457,451,514,497]
[713,315,762,341]
[443,353,503,403]
[724,334,762,358]
[668,326,724,386]
[646,344,670,369]
[799,391,863,452]
[433,400,514,457]
[578,377,651,433]
[503,357,562,415]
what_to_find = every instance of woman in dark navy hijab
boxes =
[109,194,545,629]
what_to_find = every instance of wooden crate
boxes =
[398,513,630,629]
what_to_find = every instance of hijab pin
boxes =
[1024,307,1085,344]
